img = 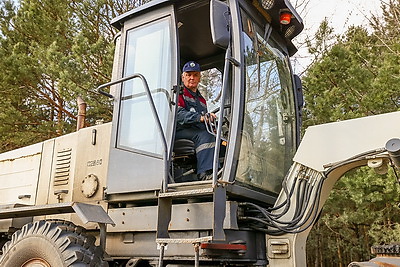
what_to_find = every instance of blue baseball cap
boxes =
[182,61,201,72]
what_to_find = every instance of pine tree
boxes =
[0,0,147,152]
[304,1,400,266]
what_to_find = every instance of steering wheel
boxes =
[203,112,229,142]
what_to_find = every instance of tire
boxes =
[0,220,108,267]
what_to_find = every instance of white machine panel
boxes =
[0,143,43,205]
[294,111,400,171]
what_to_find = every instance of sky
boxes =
[292,0,383,73]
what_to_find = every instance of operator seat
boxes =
[172,139,197,182]
[173,139,195,157]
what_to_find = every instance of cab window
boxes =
[236,10,296,193]
[118,17,173,156]
[199,68,223,111]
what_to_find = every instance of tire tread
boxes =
[0,220,108,267]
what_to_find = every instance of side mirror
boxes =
[210,0,230,49]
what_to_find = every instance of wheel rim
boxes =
[22,258,51,267]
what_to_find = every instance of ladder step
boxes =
[156,236,213,244]
[159,188,214,198]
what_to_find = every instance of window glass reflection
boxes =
[236,12,296,193]
[118,18,172,156]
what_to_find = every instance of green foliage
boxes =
[304,1,400,266]
[303,25,396,126]
[0,0,143,152]
[307,168,400,266]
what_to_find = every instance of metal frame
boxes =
[98,73,169,191]
[0,202,114,251]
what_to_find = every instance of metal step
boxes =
[156,236,213,244]
[159,188,214,198]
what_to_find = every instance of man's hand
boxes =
[200,112,217,123]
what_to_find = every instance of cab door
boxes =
[107,4,178,194]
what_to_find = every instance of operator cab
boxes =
[106,0,303,206]
[171,1,227,183]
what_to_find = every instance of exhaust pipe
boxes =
[76,96,87,131]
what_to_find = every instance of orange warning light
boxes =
[280,12,291,25]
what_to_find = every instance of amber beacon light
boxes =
[280,11,292,25]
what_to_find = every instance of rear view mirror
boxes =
[210,0,230,49]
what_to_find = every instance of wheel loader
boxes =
[0,0,399,266]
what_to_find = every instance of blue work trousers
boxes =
[175,128,215,174]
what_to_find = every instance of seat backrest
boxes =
[173,139,195,156]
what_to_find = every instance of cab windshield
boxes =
[236,10,296,194]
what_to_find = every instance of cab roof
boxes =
[111,0,173,30]
[111,0,303,57]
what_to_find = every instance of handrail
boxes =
[96,74,147,98]
[121,88,171,102]
[96,74,169,192]
[212,45,236,185]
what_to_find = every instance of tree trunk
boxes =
[337,234,343,267]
